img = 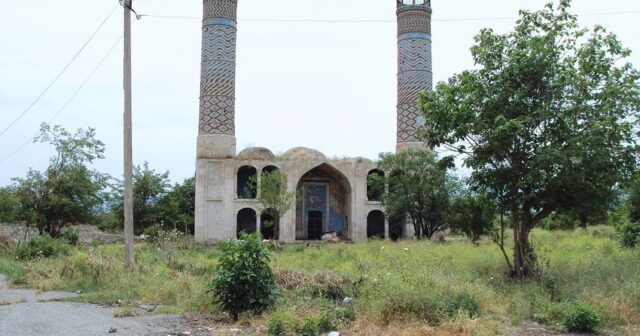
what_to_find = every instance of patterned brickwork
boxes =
[203,0,237,20]
[397,104,424,143]
[396,6,432,145]
[199,0,238,135]
[201,25,236,63]
[397,11,431,35]
[398,37,431,73]
[200,96,235,135]
[397,70,432,103]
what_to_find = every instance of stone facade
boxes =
[195,0,432,243]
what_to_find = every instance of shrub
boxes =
[267,317,286,336]
[208,232,277,321]
[15,235,70,260]
[143,224,163,241]
[60,227,80,245]
[321,305,356,329]
[620,222,640,248]
[445,290,481,318]
[562,302,601,332]
[299,317,320,336]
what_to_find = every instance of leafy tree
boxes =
[449,193,496,243]
[0,186,19,223]
[11,124,108,237]
[627,173,640,223]
[251,170,296,240]
[111,162,171,234]
[420,1,639,276]
[158,177,195,234]
[375,148,451,240]
[208,232,277,321]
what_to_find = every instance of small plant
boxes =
[208,232,277,321]
[15,235,70,260]
[445,290,481,318]
[620,222,640,248]
[298,317,320,336]
[60,227,80,245]
[143,224,163,241]
[267,316,287,336]
[562,302,601,332]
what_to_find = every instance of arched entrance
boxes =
[237,208,257,237]
[295,164,351,240]
[260,211,277,240]
[367,210,385,239]
[389,214,405,241]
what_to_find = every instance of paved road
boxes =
[0,274,183,336]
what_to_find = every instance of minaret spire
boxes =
[396,0,433,151]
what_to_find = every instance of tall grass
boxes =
[0,226,638,334]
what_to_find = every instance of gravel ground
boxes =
[0,274,261,336]
[0,274,183,336]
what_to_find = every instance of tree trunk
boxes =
[513,220,535,278]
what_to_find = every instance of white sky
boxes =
[1,0,639,185]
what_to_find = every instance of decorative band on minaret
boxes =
[396,0,432,149]
[199,0,238,135]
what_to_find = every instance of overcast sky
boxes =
[1,0,639,185]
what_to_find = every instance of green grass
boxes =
[0,226,638,335]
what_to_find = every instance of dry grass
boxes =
[1,226,639,335]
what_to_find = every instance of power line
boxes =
[0,4,119,138]
[138,10,640,23]
[0,35,123,164]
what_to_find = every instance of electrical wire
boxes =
[0,4,119,138]
[138,10,640,23]
[0,35,123,164]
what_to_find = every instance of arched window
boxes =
[237,208,257,236]
[237,166,257,199]
[262,165,279,174]
[367,210,385,239]
[367,169,385,201]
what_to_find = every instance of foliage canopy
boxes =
[419,0,640,276]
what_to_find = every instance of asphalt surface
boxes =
[0,274,183,336]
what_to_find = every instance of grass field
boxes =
[1,226,639,335]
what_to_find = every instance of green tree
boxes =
[375,148,451,240]
[252,170,296,240]
[111,162,171,234]
[11,124,108,237]
[420,1,639,277]
[158,177,195,234]
[0,186,19,223]
[448,193,496,244]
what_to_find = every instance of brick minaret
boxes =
[396,0,433,151]
[197,0,238,159]
[195,0,239,242]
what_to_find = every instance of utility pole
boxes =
[123,0,135,269]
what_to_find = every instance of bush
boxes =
[15,235,70,260]
[299,317,320,336]
[267,316,287,336]
[143,224,163,241]
[208,232,277,321]
[445,290,481,318]
[562,302,601,332]
[60,227,80,245]
[620,222,640,248]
